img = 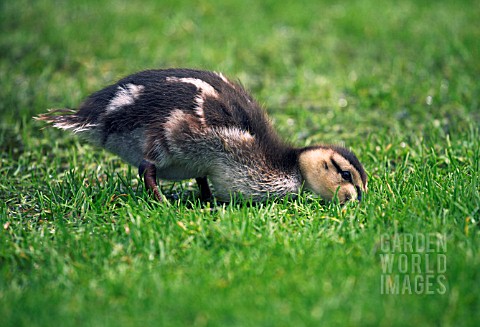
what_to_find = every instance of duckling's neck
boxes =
[207,145,304,202]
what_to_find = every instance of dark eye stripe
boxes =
[330,158,343,173]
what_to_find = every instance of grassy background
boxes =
[1,0,479,326]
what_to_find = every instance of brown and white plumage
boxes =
[36,68,367,203]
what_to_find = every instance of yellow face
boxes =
[298,148,367,203]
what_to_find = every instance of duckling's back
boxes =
[94,69,276,143]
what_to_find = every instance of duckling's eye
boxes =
[340,171,352,182]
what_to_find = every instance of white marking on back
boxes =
[193,96,206,122]
[217,126,254,144]
[106,84,144,112]
[163,109,187,136]
[166,77,218,125]
[166,77,218,98]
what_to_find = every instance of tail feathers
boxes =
[35,109,97,133]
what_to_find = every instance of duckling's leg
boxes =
[139,159,162,202]
[195,177,212,201]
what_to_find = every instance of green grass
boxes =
[1,0,479,326]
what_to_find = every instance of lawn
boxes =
[1,0,479,326]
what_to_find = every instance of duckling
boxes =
[36,68,367,203]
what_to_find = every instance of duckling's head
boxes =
[298,146,367,203]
